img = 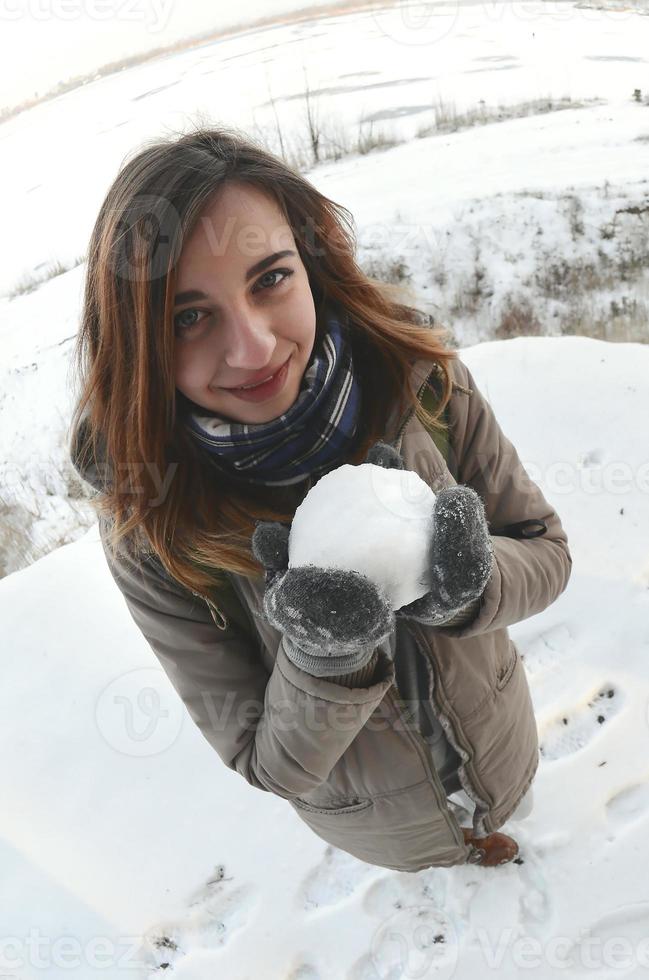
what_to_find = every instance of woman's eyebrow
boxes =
[173,249,296,306]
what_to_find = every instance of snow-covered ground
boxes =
[3,335,649,979]
[0,0,363,113]
[3,0,649,301]
[2,1,649,976]
[1,0,648,575]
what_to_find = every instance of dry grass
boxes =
[416,94,596,139]
[448,239,494,317]
[360,254,412,285]
[0,485,44,576]
[560,294,649,344]
[7,254,86,300]
[254,88,592,174]
[424,184,649,346]
[494,295,544,340]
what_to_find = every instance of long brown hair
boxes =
[69,124,458,595]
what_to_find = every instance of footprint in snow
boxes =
[605,782,649,837]
[510,828,554,937]
[453,824,554,946]
[285,965,323,980]
[362,867,448,919]
[350,903,460,980]
[539,683,622,761]
[558,901,649,976]
[346,826,555,977]
[139,864,257,973]
[297,845,378,912]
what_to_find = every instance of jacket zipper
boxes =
[193,589,483,859]
[383,685,471,858]
[392,370,434,449]
[192,590,228,630]
[194,584,479,855]
[409,620,494,837]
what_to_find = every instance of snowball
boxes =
[289,463,437,610]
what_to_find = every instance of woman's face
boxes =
[172,181,317,423]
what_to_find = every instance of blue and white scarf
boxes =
[185,302,362,486]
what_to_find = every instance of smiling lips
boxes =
[232,371,278,391]
[221,355,292,403]
[222,354,291,390]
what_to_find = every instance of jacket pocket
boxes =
[496,641,519,691]
[290,782,469,872]
[292,796,372,816]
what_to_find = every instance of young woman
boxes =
[69,126,572,871]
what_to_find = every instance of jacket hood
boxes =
[69,409,110,494]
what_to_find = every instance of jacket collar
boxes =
[386,357,441,450]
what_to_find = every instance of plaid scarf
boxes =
[185,302,362,486]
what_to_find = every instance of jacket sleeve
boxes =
[430,359,573,639]
[98,518,395,799]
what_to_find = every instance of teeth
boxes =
[238,373,274,390]
[237,369,277,390]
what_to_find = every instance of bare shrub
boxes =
[356,118,399,156]
[615,238,649,282]
[360,254,412,285]
[494,295,544,340]
[513,190,549,201]
[429,252,449,289]
[533,254,617,299]
[564,194,585,240]
[253,93,398,172]
[449,240,493,316]
[560,295,649,343]
[0,494,38,577]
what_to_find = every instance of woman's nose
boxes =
[222,310,276,369]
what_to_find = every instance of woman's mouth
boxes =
[221,355,291,403]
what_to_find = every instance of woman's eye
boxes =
[254,268,294,292]
[173,268,293,337]
[174,309,207,336]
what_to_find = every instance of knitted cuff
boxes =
[433,594,482,628]
[326,650,380,687]
[282,636,379,681]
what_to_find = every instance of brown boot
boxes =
[462,827,519,867]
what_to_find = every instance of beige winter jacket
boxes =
[78,355,572,871]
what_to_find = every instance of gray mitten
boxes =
[251,442,405,678]
[252,520,394,678]
[395,485,494,626]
